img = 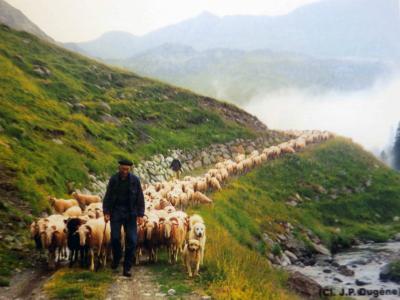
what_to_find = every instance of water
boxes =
[286,242,400,299]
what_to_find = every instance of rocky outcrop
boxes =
[380,261,400,283]
[0,0,54,43]
[287,271,322,297]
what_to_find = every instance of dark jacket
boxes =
[170,159,182,172]
[102,172,145,217]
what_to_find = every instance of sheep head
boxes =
[78,224,91,246]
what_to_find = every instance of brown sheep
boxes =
[192,192,213,205]
[72,192,101,207]
[48,197,79,214]
[43,219,67,269]
[78,218,111,271]
[165,216,186,264]
[209,177,222,191]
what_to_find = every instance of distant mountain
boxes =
[71,0,400,61]
[0,0,54,42]
[109,44,393,104]
[64,31,140,60]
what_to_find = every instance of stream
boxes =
[287,242,400,299]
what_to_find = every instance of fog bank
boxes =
[244,76,400,157]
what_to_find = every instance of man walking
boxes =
[170,158,182,180]
[102,159,145,277]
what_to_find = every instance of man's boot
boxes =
[122,267,132,277]
[111,260,119,270]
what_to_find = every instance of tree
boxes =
[393,121,400,170]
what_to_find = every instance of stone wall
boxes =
[132,130,291,184]
[84,130,293,197]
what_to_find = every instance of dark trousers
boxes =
[110,208,137,270]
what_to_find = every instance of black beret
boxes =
[118,159,133,166]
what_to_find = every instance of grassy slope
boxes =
[0,23,268,284]
[178,136,400,299]
[41,137,386,300]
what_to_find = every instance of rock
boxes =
[201,296,211,300]
[393,216,400,222]
[280,253,292,266]
[52,138,63,145]
[284,250,298,262]
[202,156,211,165]
[193,160,202,168]
[338,265,355,276]
[355,279,370,286]
[277,234,287,242]
[314,184,327,194]
[287,271,322,297]
[349,258,371,265]
[394,233,400,241]
[99,101,111,111]
[167,289,176,296]
[323,269,332,273]
[100,113,121,125]
[245,145,255,153]
[364,179,372,187]
[315,254,333,266]
[380,262,400,283]
[294,193,302,201]
[33,65,51,77]
[73,103,86,110]
[284,235,308,257]
[311,242,331,256]
[379,263,391,281]
[262,233,274,247]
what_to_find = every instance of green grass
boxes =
[43,268,113,300]
[179,136,400,299]
[147,251,204,298]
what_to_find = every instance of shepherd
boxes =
[170,157,182,180]
[103,159,145,277]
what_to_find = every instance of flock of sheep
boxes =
[28,129,333,277]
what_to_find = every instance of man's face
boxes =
[118,165,131,177]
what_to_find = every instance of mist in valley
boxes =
[243,75,400,164]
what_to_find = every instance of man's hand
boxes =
[137,216,144,225]
[104,213,110,223]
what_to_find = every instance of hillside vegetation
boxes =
[183,137,400,299]
[0,23,269,283]
[32,136,396,300]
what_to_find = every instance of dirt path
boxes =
[106,258,208,300]
[0,259,61,300]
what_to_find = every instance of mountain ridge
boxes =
[0,0,54,42]
[69,0,400,61]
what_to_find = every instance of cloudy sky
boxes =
[6,0,320,42]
